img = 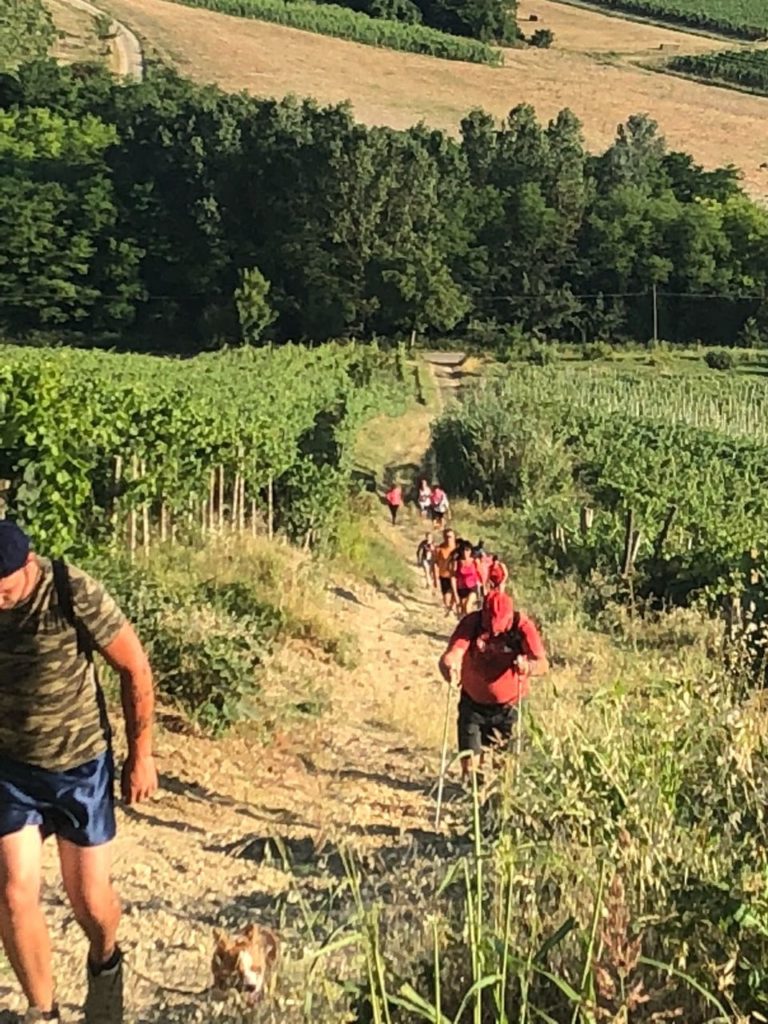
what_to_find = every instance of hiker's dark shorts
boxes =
[439,577,453,596]
[457,586,473,601]
[0,750,116,847]
[458,694,519,756]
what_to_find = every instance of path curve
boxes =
[58,0,144,79]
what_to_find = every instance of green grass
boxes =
[166,0,504,63]
[334,496,416,591]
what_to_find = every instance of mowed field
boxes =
[101,0,768,198]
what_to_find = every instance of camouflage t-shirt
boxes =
[0,556,126,772]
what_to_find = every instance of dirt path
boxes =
[48,0,144,79]
[0,368,473,1023]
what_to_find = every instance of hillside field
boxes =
[101,0,768,200]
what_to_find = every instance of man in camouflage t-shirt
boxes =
[0,522,157,1024]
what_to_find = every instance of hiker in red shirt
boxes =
[384,484,403,526]
[438,590,548,781]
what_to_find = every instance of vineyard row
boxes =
[0,342,413,556]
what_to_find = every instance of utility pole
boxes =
[652,282,659,344]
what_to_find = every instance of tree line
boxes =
[1,60,767,351]
[331,0,517,43]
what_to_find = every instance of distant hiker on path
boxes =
[488,554,509,591]
[472,541,492,601]
[385,483,403,526]
[417,479,433,521]
[438,590,548,782]
[433,527,457,615]
[0,522,157,1024]
[416,532,436,590]
[430,485,450,527]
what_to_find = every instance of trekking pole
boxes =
[434,671,456,830]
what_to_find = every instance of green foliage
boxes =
[583,0,768,39]
[169,0,503,62]
[234,266,276,344]
[434,368,768,605]
[90,557,279,734]
[337,0,517,41]
[1,63,766,347]
[528,26,554,47]
[0,0,55,72]
[704,348,735,370]
[670,47,768,95]
[581,340,614,360]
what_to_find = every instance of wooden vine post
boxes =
[128,455,140,560]
[267,475,274,541]
[139,459,150,557]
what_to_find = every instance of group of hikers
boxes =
[383,480,549,787]
[417,527,509,617]
[384,478,449,527]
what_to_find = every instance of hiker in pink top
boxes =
[452,540,481,617]
[430,485,449,527]
[385,484,403,526]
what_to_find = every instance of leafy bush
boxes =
[705,348,735,370]
[91,558,281,735]
[582,340,614,361]
[528,26,554,47]
[170,0,504,63]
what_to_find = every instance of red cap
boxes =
[481,590,515,634]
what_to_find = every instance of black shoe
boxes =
[84,947,124,1024]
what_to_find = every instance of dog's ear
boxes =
[213,928,228,949]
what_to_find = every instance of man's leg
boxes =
[0,826,56,1014]
[57,838,120,967]
[59,838,123,1023]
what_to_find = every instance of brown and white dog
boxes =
[211,924,280,1005]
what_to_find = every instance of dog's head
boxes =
[212,924,279,1004]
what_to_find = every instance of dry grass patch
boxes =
[517,0,730,54]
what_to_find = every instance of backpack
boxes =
[473,609,523,658]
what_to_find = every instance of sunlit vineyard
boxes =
[434,366,768,605]
[668,48,768,95]
[494,364,768,440]
[0,342,411,556]
[586,0,768,39]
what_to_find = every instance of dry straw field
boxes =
[100,0,768,198]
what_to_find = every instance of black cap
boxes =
[0,522,30,579]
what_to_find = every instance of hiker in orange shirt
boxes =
[439,590,548,781]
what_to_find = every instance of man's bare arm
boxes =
[100,622,158,802]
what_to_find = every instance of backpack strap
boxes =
[52,558,93,662]
[51,558,112,743]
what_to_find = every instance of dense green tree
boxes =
[0,107,142,332]
[2,61,768,348]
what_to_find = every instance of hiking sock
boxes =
[24,1007,61,1023]
[89,946,122,975]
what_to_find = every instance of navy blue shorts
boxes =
[0,750,116,847]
